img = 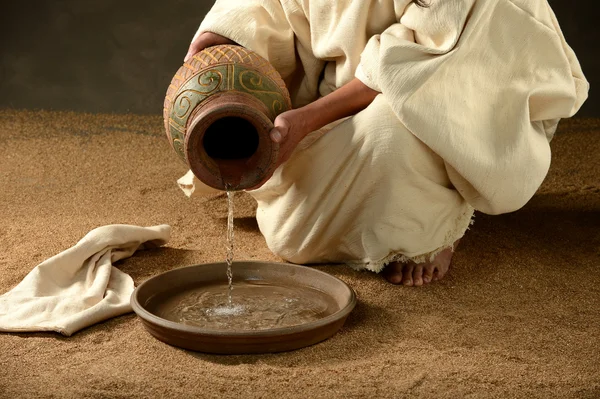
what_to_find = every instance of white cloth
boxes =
[177,170,220,197]
[0,224,171,336]
[183,0,588,271]
[363,0,589,214]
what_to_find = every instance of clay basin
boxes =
[131,261,357,354]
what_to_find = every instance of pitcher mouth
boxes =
[202,117,260,161]
[185,92,278,191]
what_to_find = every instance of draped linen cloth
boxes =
[0,225,171,336]
[180,0,588,272]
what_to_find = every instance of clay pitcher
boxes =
[163,45,292,191]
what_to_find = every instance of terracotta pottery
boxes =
[163,45,292,190]
[131,261,357,354]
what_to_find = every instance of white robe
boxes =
[181,0,588,272]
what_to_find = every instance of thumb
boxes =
[270,115,291,143]
[184,32,236,62]
[184,34,206,62]
[184,44,200,62]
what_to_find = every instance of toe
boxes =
[436,248,454,280]
[412,264,424,286]
[385,272,403,285]
[436,263,448,280]
[383,262,404,285]
[402,264,415,286]
[422,266,434,284]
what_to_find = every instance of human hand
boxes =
[249,77,378,189]
[184,32,237,62]
[270,109,311,165]
[248,109,311,190]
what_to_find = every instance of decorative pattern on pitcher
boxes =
[168,68,226,160]
[163,44,292,163]
[172,71,223,119]
[235,68,290,121]
[238,70,287,118]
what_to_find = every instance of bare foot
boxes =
[382,241,459,286]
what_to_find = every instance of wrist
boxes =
[295,103,325,134]
[285,107,314,137]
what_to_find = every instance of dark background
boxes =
[0,0,597,116]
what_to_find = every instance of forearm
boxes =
[298,78,380,133]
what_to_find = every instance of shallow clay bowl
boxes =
[131,261,357,354]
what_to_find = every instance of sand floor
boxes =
[0,110,598,398]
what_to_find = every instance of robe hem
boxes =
[346,205,475,273]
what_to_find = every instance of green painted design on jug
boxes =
[168,65,290,162]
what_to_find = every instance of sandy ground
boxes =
[0,110,598,398]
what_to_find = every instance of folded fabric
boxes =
[0,224,171,336]
[177,170,220,197]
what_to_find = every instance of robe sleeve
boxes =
[355,24,414,93]
[193,0,297,82]
[362,0,589,215]
[355,1,415,92]
[355,40,382,92]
